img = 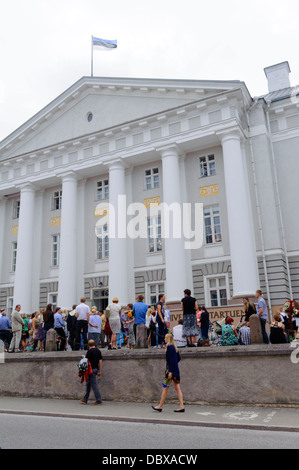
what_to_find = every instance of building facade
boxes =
[0,61,298,322]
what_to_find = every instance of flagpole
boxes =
[91,35,94,77]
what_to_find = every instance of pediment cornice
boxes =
[0,76,251,157]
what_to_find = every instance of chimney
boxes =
[264,61,291,93]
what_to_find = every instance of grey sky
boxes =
[1,0,299,141]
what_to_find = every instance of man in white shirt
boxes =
[75,297,90,351]
[173,319,187,348]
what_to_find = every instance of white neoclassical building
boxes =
[0,61,298,322]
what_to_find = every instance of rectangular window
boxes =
[97,179,109,200]
[96,224,109,259]
[204,205,222,244]
[48,293,58,312]
[199,154,216,178]
[52,235,60,267]
[12,200,20,219]
[147,216,162,253]
[145,168,159,190]
[207,277,228,307]
[147,282,165,306]
[51,190,62,211]
[12,242,17,272]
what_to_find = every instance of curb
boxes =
[0,409,299,433]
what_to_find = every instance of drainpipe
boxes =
[244,98,272,320]
[265,104,293,299]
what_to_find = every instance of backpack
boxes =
[78,357,89,374]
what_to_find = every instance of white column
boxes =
[31,190,44,311]
[160,145,187,302]
[76,179,86,300]
[179,154,194,292]
[108,160,128,306]
[125,168,135,303]
[221,132,259,297]
[0,197,7,283]
[58,172,78,309]
[13,184,36,313]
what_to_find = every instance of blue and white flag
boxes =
[92,36,117,50]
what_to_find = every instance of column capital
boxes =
[104,158,128,172]
[15,182,37,193]
[217,128,244,145]
[156,143,181,159]
[56,170,79,183]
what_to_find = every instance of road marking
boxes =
[263,411,277,423]
[196,412,217,416]
[223,411,259,421]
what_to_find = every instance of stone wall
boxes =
[0,345,298,405]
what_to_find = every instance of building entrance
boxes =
[91,288,109,312]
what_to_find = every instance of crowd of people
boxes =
[217,290,298,347]
[0,289,297,354]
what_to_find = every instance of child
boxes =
[123,303,136,349]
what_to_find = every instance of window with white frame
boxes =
[11,242,17,272]
[147,282,165,306]
[48,293,58,312]
[12,200,20,219]
[145,168,159,190]
[6,297,14,317]
[51,190,62,211]
[96,179,109,200]
[147,215,162,253]
[96,224,109,260]
[206,276,228,307]
[199,154,216,178]
[204,205,222,244]
[51,235,60,267]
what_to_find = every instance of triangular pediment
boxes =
[0,76,249,160]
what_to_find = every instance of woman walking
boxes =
[152,333,185,413]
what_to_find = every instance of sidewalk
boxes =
[1,396,299,432]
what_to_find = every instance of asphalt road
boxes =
[1,414,299,449]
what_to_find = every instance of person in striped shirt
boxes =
[238,322,251,345]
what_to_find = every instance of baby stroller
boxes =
[197,319,222,346]
[210,319,224,346]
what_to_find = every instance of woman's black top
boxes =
[270,322,286,344]
[44,312,54,331]
[200,311,210,328]
[181,296,196,315]
[245,304,256,322]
